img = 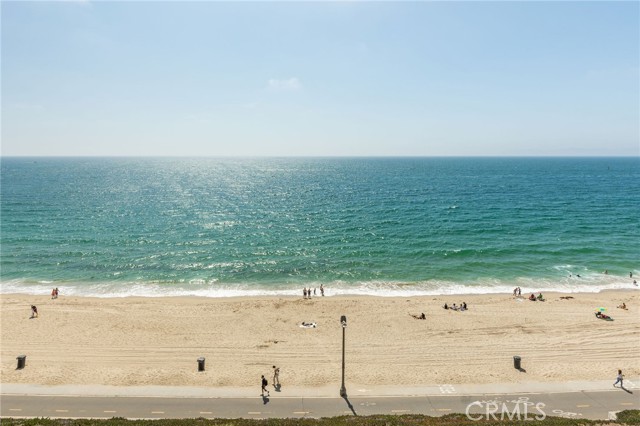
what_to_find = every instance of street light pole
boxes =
[340,315,347,397]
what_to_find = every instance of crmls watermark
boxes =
[465,398,546,421]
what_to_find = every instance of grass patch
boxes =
[1,412,640,426]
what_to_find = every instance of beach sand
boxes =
[1,290,639,388]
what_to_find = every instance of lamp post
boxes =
[340,315,347,397]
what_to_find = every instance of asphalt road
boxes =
[2,389,638,421]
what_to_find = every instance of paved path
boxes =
[2,380,639,421]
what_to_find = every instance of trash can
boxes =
[513,356,521,370]
[197,357,205,372]
[16,355,26,370]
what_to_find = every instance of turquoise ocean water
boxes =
[1,157,638,297]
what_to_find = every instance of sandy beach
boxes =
[1,290,639,389]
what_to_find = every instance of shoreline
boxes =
[2,291,639,389]
[1,280,638,299]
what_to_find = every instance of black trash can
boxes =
[197,357,205,372]
[16,355,26,370]
[513,356,521,370]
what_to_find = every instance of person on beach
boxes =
[303,288,307,299]
[443,303,448,310]
[462,302,467,310]
[54,288,59,298]
[261,375,269,396]
[273,365,280,386]
[517,287,521,296]
[614,369,624,387]
[529,294,536,301]
[320,284,325,296]
[30,305,38,318]
[631,272,633,278]
[537,293,545,301]
[313,288,316,296]
[51,288,57,299]
[617,302,627,310]
[411,313,426,320]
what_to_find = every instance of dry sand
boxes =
[1,291,639,388]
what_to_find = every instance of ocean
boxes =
[1,157,638,297]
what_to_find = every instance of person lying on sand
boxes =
[560,296,574,300]
[595,311,613,320]
[529,294,536,301]
[617,302,627,310]
[410,313,426,320]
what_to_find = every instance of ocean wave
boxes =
[2,274,637,298]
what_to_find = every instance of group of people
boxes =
[29,287,63,318]
[302,284,325,299]
[443,302,467,311]
[513,288,544,302]
[261,365,281,397]
[529,293,545,302]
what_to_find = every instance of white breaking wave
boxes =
[1,273,637,298]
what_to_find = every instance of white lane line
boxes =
[620,402,634,406]
[248,411,261,414]
[392,409,410,413]
[199,411,213,414]
[103,411,117,413]
[576,405,590,408]
[151,411,165,414]
[437,408,452,411]
[9,409,22,411]
[55,410,68,413]
[293,411,309,414]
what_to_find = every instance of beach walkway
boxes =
[2,380,639,421]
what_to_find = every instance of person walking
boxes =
[614,369,624,388]
[30,305,38,319]
[261,375,269,396]
[273,365,280,387]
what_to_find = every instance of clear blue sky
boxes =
[2,1,638,156]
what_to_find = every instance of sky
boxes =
[1,1,639,157]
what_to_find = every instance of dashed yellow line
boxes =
[620,403,634,406]
[55,410,68,413]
